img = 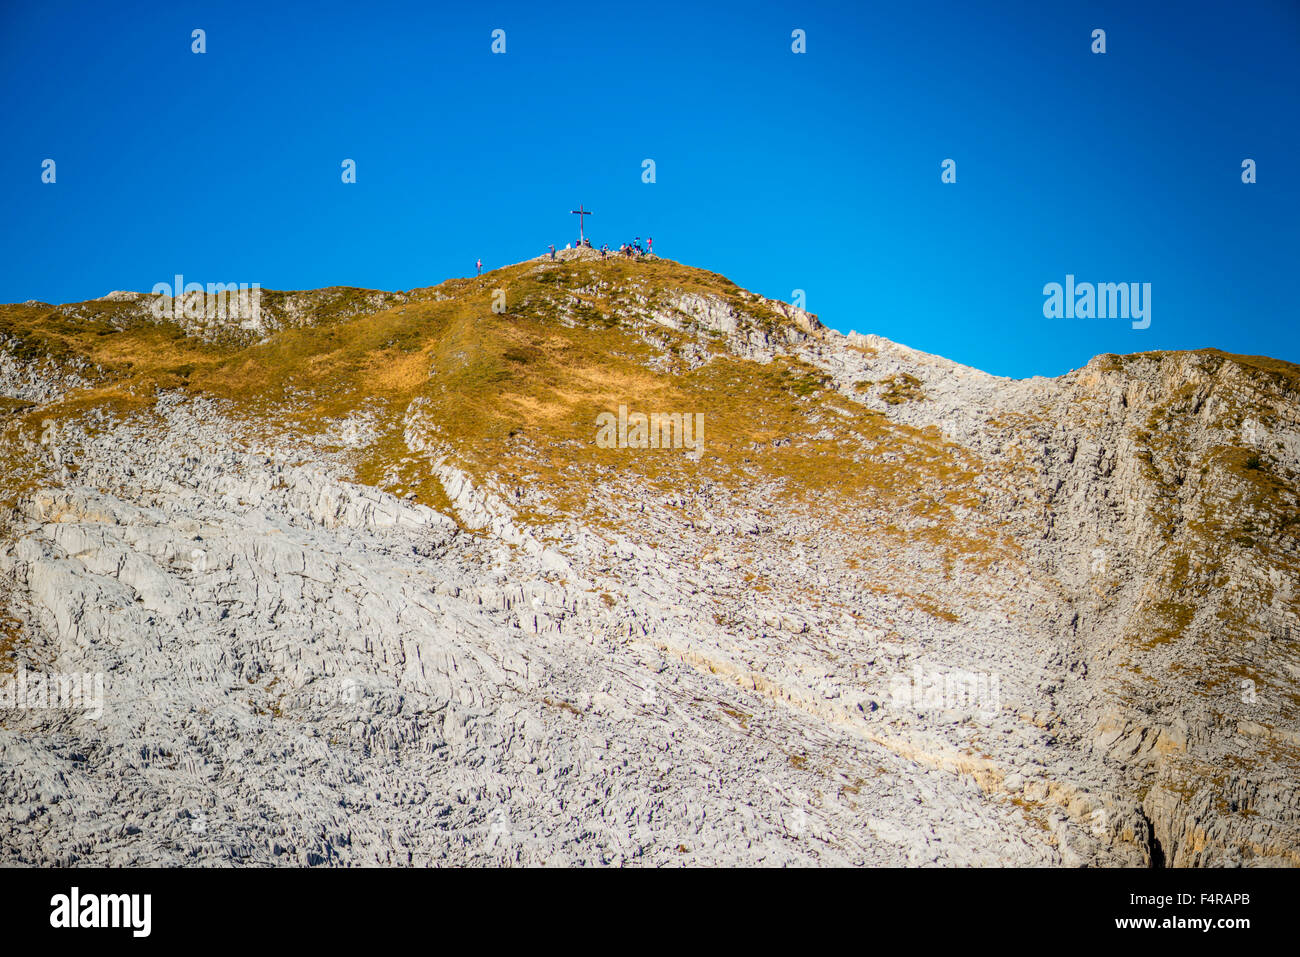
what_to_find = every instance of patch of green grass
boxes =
[878,373,924,405]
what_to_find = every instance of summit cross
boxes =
[570,204,593,245]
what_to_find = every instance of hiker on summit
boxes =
[549,244,556,260]
[476,258,482,276]
[648,237,653,256]
[601,244,608,259]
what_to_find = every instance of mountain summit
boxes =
[1,254,1297,865]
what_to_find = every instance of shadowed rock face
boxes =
[0,256,1296,866]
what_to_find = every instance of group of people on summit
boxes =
[547,236,654,261]
[618,236,653,258]
[475,236,657,276]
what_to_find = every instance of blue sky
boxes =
[2,0,1297,378]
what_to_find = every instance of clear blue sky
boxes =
[2,0,1297,378]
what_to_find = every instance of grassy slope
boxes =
[1,259,1011,585]
[4,267,1294,606]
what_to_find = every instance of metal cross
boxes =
[570,204,593,244]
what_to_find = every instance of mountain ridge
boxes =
[1,254,1296,866]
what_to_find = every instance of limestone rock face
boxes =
[0,257,1296,866]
